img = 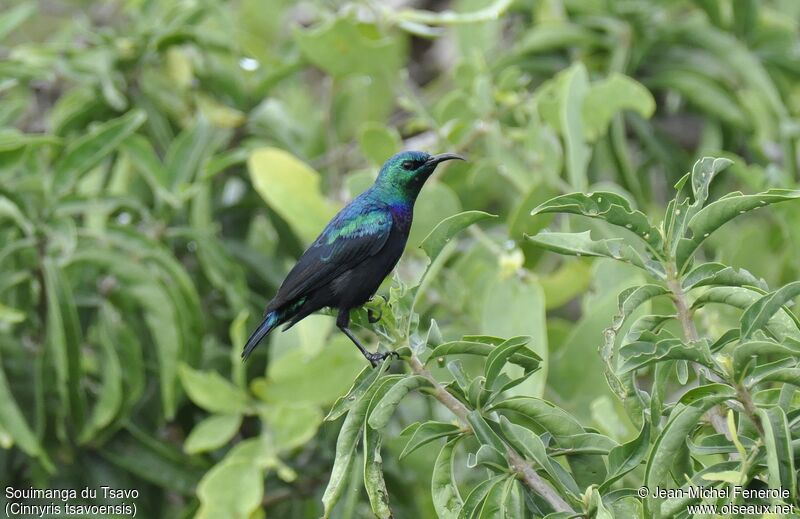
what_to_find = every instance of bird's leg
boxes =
[337,309,397,367]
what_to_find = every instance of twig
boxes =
[406,355,575,514]
[665,266,731,438]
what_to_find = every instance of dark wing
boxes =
[267,207,393,310]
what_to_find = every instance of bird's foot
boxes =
[365,350,399,368]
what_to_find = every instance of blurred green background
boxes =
[1,0,799,517]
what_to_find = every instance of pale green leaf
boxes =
[248,147,338,244]
[185,414,242,455]
[178,364,252,415]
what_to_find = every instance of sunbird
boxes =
[243,150,464,366]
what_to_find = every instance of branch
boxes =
[407,355,575,514]
[665,266,731,438]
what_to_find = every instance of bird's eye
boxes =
[401,161,414,170]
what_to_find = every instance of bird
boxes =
[242,150,464,366]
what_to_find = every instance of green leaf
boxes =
[693,286,799,340]
[295,17,403,78]
[178,364,253,415]
[400,421,462,460]
[54,109,146,192]
[195,460,263,519]
[618,338,714,374]
[588,486,614,519]
[601,421,650,490]
[648,71,749,128]
[610,285,669,334]
[248,146,339,244]
[428,340,540,372]
[551,433,617,455]
[164,118,217,190]
[368,375,431,430]
[121,134,180,207]
[253,336,365,406]
[410,181,463,247]
[43,259,85,432]
[751,367,800,387]
[682,263,767,290]
[263,403,323,452]
[560,63,591,191]
[740,281,800,339]
[458,475,505,519]
[532,191,663,252]
[583,74,655,141]
[421,211,497,262]
[481,276,548,398]
[645,388,734,489]
[689,157,733,209]
[432,437,463,519]
[79,311,124,443]
[513,22,599,55]
[658,461,741,517]
[0,355,53,471]
[100,426,206,495]
[0,3,35,40]
[358,123,401,165]
[484,337,531,392]
[326,363,389,422]
[321,375,399,518]
[733,340,800,379]
[498,416,579,497]
[466,411,505,452]
[0,195,34,236]
[489,397,583,438]
[0,303,25,327]
[477,477,516,518]
[676,189,800,269]
[363,426,392,518]
[758,406,796,501]
[467,444,507,472]
[185,414,242,455]
[527,231,652,274]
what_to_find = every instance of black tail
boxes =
[242,310,280,360]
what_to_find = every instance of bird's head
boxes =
[375,150,465,198]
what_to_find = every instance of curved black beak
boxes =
[427,152,466,165]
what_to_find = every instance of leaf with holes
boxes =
[531,192,662,251]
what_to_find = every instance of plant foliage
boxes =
[1,0,800,518]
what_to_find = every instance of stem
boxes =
[407,355,575,514]
[735,383,765,438]
[665,264,731,438]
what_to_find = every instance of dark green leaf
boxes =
[432,437,463,519]
[740,281,800,339]
[400,421,462,460]
[54,110,146,192]
[601,421,650,490]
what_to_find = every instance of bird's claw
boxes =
[366,350,399,368]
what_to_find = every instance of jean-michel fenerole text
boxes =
[649,485,790,500]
